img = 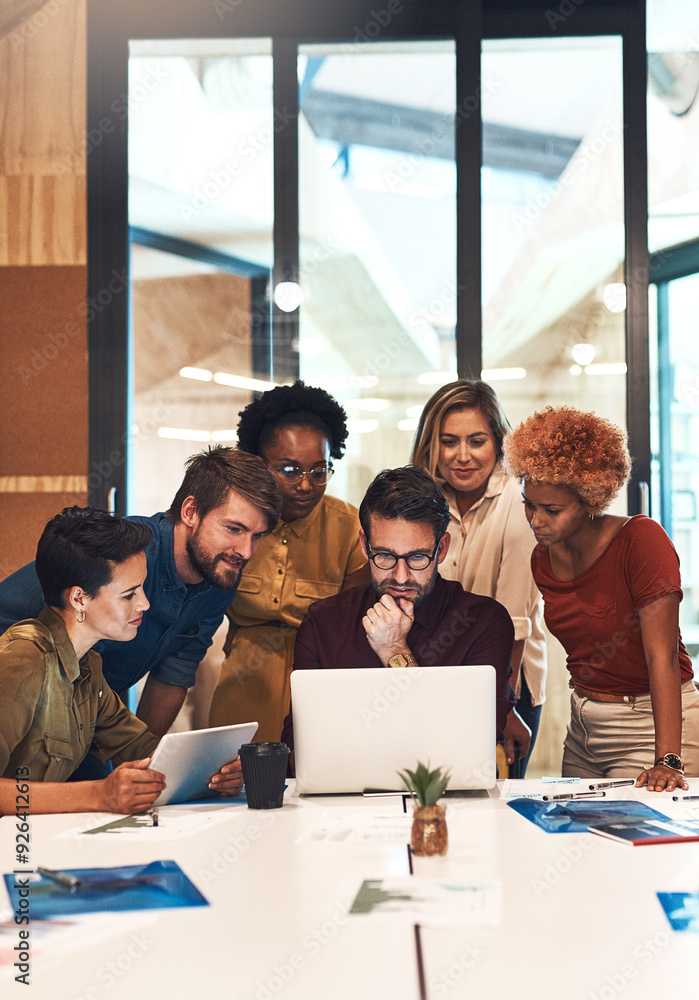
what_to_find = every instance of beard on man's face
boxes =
[371,564,438,611]
[185,533,245,590]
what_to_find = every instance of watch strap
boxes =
[655,753,684,772]
[388,653,415,669]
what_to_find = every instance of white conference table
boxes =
[2,779,699,1000]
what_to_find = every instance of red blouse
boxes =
[531,516,693,695]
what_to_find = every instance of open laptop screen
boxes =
[292,665,496,794]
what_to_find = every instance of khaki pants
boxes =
[562,681,699,778]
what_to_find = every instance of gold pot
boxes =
[410,803,448,856]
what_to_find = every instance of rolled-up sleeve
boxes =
[91,682,159,765]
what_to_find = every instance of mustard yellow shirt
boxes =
[230,494,366,628]
[0,607,158,783]
[209,494,366,741]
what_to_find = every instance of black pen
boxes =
[672,794,699,802]
[37,866,82,891]
[542,790,606,802]
[588,779,635,790]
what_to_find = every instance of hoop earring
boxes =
[76,610,86,624]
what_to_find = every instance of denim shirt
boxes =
[0,513,236,694]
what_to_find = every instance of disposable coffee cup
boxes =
[239,742,290,809]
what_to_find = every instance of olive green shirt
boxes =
[0,606,158,783]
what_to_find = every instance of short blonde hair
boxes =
[503,405,631,516]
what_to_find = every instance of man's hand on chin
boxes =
[362,593,415,665]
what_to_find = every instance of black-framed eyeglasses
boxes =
[366,541,440,571]
[270,463,334,486]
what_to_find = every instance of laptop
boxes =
[150,721,259,805]
[292,666,496,794]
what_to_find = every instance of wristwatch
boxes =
[388,653,415,669]
[655,753,684,772]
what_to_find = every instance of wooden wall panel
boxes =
[0,492,87,581]
[0,0,86,179]
[0,265,87,474]
[0,175,86,265]
[0,0,88,580]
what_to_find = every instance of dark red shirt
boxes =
[531,515,693,695]
[281,575,515,748]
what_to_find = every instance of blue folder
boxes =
[5,859,208,917]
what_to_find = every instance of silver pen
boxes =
[588,779,635,790]
[542,790,606,802]
[37,866,82,891]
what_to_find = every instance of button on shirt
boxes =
[0,607,158,782]
[0,513,235,694]
[282,575,515,748]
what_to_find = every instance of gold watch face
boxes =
[389,654,408,668]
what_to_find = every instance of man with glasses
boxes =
[282,466,529,762]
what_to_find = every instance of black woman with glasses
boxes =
[281,465,522,759]
[209,381,370,741]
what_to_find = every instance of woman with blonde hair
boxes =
[412,379,546,773]
[504,404,698,792]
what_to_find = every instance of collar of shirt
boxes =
[442,459,508,525]
[275,495,324,539]
[37,605,90,684]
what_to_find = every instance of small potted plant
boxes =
[398,761,450,856]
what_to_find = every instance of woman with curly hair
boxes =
[504,405,699,792]
[208,381,369,741]
[411,379,545,774]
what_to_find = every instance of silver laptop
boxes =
[292,666,496,794]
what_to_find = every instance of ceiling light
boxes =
[481,367,526,381]
[603,283,626,313]
[417,371,458,385]
[210,430,239,442]
[273,281,303,312]
[570,364,583,376]
[214,372,278,392]
[398,418,419,432]
[571,343,596,367]
[157,427,212,442]
[180,367,213,381]
[405,405,424,419]
[298,337,326,359]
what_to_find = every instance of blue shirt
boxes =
[0,513,235,693]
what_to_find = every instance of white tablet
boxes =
[150,722,259,805]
